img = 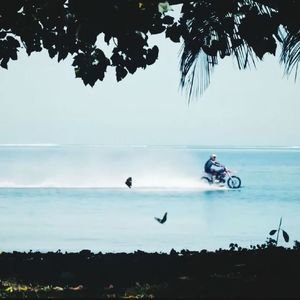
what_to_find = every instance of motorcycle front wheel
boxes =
[227,176,241,189]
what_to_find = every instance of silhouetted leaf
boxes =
[83,69,98,86]
[165,24,182,43]
[149,23,165,34]
[58,49,68,62]
[74,67,81,78]
[48,48,57,59]
[116,65,128,81]
[0,57,9,69]
[72,53,85,67]
[10,49,18,60]
[7,36,20,48]
[269,230,277,236]
[110,52,123,66]
[146,46,159,65]
[249,36,277,59]
[126,61,137,74]
[282,230,289,242]
[281,32,300,77]
[162,15,174,25]
[265,36,277,56]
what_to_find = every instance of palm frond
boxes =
[180,46,213,102]
[231,11,257,70]
[280,30,300,80]
[178,0,281,99]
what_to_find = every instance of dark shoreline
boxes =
[1,246,300,298]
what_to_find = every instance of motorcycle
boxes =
[201,166,241,189]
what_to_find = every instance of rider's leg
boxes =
[207,169,215,182]
[215,168,225,179]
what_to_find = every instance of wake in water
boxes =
[0,178,228,191]
[0,146,229,190]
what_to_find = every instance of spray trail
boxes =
[0,145,227,190]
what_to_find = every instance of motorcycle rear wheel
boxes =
[201,176,212,185]
[227,176,241,189]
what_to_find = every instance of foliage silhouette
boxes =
[0,0,299,98]
[269,217,289,246]
[1,243,300,298]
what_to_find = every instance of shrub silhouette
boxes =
[269,217,289,246]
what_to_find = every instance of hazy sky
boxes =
[0,18,299,146]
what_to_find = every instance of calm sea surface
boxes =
[0,145,299,253]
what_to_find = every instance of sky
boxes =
[0,11,299,147]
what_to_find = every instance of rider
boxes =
[204,154,225,180]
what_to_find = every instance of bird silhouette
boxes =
[154,212,167,224]
[125,177,132,188]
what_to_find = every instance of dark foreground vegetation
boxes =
[1,241,300,298]
[0,1,299,98]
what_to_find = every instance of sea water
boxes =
[0,145,299,253]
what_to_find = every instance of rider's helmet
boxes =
[210,154,217,160]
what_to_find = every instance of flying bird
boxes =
[154,212,167,224]
[125,177,132,188]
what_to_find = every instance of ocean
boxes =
[0,145,299,253]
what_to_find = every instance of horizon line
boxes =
[0,143,299,149]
